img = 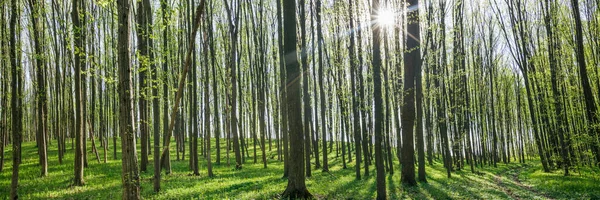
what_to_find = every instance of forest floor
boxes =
[1,139,600,199]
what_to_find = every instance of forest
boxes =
[1,0,600,199]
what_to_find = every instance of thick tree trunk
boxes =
[281,0,311,198]
[117,0,141,198]
[401,0,419,186]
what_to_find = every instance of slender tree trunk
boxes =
[276,0,290,177]
[315,0,328,173]
[349,0,362,180]
[299,0,313,177]
[137,0,162,191]
[224,0,242,170]
[136,0,150,173]
[571,0,600,166]
[206,0,215,177]
[72,0,85,186]
[10,0,23,197]
[29,0,48,177]
[160,0,172,174]
[208,0,221,166]
[372,0,387,198]
[542,0,569,175]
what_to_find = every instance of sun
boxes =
[376,8,396,27]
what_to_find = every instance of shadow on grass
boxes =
[4,140,600,199]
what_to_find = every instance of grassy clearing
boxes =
[1,139,599,199]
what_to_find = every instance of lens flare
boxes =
[377,9,395,27]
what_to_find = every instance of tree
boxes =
[117,0,141,198]
[224,0,243,170]
[415,0,427,181]
[28,0,48,177]
[372,0,387,198]
[349,0,362,180]
[401,0,419,186]
[542,0,569,176]
[160,0,172,175]
[281,0,312,198]
[300,0,312,178]
[570,0,600,166]
[203,1,218,177]
[10,0,23,197]
[205,0,214,177]
[0,6,5,171]
[208,0,221,167]
[136,0,161,191]
[316,0,328,173]
[190,0,200,176]
[136,0,151,173]
[72,0,85,186]
[159,0,206,180]
[437,0,452,177]
[276,0,290,177]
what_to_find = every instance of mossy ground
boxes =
[1,139,599,199]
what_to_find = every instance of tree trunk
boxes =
[160,0,172,175]
[224,0,242,170]
[570,0,600,166]
[542,0,569,175]
[117,0,141,198]
[315,0,328,173]
[372,0,387,198]
[299,0,313,178]
[206,0,215,177]
[29,0,48,177]
[136,0,150,173]
[10,0,23,197]
[281,0,312,198]
[72,0,85,186]
[349,0,362,180]
[401,0,419,186]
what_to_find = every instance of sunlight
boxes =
[376,8,396,27]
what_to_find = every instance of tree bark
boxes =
[10,0,23,197]
[72,0,85,186]
[224,0,243,170]
[160,0,172,174]
[117,0,141,198]
[136,0,150,173]
[570,0,600,166]
[28,0,48,177]
[281,0,312,198]
[372,0,387,198]
[401,0,419,186]
[349,0,362,180]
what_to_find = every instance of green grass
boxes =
[1,138,599,199]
